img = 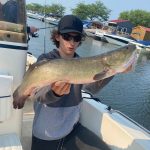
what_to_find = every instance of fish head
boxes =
[102,44,137,72]
[13,88,29,109]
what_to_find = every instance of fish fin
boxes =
[93,69,109,81]
[27,59,48,72]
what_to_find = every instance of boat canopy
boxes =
[0,0,27,43]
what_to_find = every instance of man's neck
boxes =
[58,49,74,59]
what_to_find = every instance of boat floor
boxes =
[21,101,111,150]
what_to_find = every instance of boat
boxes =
[95,29,108,42]
[104,33,146,49]
[94,24,130,42]
[44,16,59,25]
[0,1,150,150]
[84,28,98,37]
[136,40,150,47]
[104,33,133,45]
[27,11,44,21]
[83,20,107,40]
[44,13,61,25]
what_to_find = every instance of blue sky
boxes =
[26,0,150,19]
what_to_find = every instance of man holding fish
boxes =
[13,15,136,150]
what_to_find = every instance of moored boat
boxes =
[104,33,146,50]
[44,17,59,25]
[27,11,44,21]
[44,13,61,25]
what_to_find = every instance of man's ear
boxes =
[55,34,60,41]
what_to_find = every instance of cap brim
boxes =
[60,29,83,35]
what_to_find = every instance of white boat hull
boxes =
[44,17,59,25]
[80,92,150,150]
[104,34,146,50]
[0,42,27,135]
[104,34,130,46]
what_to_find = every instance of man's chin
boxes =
[67,49,75,54]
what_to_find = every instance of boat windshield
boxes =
[0,0,27,43]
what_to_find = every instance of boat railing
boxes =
[110,109,150,135]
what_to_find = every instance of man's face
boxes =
[56,32,82,58]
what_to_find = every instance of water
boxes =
[27,18,150,131]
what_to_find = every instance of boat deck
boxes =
[21,101,111,150]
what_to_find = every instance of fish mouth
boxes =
[13,93,29,109]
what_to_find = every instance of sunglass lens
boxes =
[61,33,82,42]
[62,34,70,41]
[74,35,82,42]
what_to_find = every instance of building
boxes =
[108,19,134,34]
[131,26,150,41]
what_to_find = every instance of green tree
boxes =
[72,0,111,21]
[48,4,65,16]
[26,3,65,17]
[26,3,43,13]
[71,3,89,20]
[119,10,150,27]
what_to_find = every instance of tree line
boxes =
[26,1,150,28]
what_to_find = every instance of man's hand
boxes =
[51,81,71,96]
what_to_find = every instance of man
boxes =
[30,15,114,150]
[13,15,133,150]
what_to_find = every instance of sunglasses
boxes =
[61,33,82,42]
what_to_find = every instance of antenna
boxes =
[43,0,46,54]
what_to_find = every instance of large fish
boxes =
[13,44,137,108]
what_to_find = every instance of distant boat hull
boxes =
[104,34,131,46]
[27,12,44,20]
[44,17,59,25]
[104,34,146,50]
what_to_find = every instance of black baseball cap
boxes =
[58,15,83,34]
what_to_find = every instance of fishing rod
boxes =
[39,27,51,29]
[38,26,57,30]
[43,0,57,53]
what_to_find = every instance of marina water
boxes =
[28,18,150,131]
